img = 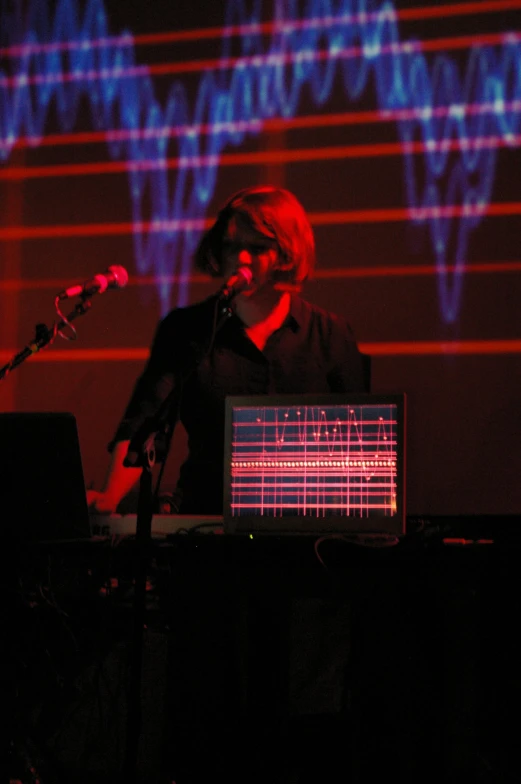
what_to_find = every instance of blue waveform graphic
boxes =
[0,0,519,320]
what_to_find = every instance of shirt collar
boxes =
[211,291,304,333]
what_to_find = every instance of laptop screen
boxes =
[0,412,91,542]
[223,393,406,535]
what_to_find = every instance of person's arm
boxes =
[87,440,142,514]
[88,313,178,514]
[88,300,211,514]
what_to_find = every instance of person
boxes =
[87,185,370,782]
[87,184,368,517]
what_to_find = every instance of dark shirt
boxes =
[112,294,368,514]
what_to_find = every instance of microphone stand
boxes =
[0,298,92,381]
[120,298,234,784]
[119,429,157,784]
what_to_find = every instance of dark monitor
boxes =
[0,412,91,542]
[223,393,406,536]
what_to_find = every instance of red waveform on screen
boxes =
[230,405,399,517]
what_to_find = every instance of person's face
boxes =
[221,215,281,295]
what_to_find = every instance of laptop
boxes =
[223,393,406,536]
[0,412,92,543]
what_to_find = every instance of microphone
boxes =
[58,265,129,300]
[219,266,253,300]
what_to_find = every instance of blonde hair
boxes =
[194,186,316,289]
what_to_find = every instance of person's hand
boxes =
[86,489,119,515]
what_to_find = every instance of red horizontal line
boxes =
[0,1,517,57]
[136,1,517,38]
[0,31,512,88]
[2,339,520,364]
[0,272,201,291]
[0,219,205,240]
[2,135,518,181]
[122,33,514,79]
[7,101,520,151]
[1,261,520,292]
[397,0,521,21]
[0,348,150,363]
[361,340,521,356]
[310,202,521,224]
[0,203,519,241]
[263,100,521,132]
[313,261,521,278]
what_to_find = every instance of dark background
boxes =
[0,0,520,518]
